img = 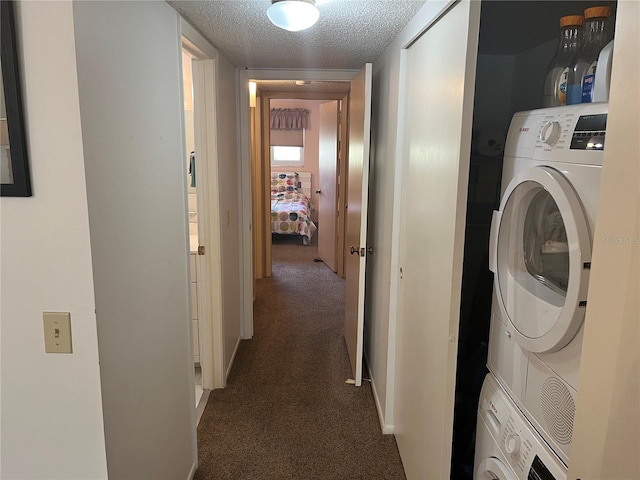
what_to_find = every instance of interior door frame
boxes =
[181,21,225,392]
[255,92,348,281]
[238,69,357,338]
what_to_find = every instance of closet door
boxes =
[394,1,480,478]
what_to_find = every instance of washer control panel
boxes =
[479,374,567,480]
[500,405,566,480]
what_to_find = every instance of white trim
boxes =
[225,335,243,383]
[180,19,219,59]
[180,19,226,391]
[238,68,359,340]
[364,353,395,434]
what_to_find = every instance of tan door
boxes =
[394,1,481,478]
[344,64,372,387]
[317,101,339,271]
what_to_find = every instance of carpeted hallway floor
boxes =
[193,239,406,479]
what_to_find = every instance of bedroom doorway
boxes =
[250,86,349,282]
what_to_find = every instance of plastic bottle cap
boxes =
[584,6,612,19]
[560,15,584,27]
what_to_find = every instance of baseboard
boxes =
[196,389,210,426]
[225,335,242,382]
[364,354,395,434]
[187,461,197,480]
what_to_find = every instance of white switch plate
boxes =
[43,312,73,353]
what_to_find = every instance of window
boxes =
[270,127,305,167]
[271,145,304,167]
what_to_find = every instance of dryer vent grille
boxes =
[540,377,575,446]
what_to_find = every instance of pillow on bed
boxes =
[271,172,299,194]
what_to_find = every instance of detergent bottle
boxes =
[542,15,584,106]
[566,6,613,104]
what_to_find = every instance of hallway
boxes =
[194,241,405,479]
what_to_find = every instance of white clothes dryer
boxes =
[487,103,607,465]
[474,373,567,480]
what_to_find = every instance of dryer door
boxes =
[489,166,591,353]
[476,457,516,480]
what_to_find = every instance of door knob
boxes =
[350,246,359,255]
[315,189,322,194]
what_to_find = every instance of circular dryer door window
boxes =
[494,166,591,353]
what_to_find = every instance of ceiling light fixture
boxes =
[267,0,320,32]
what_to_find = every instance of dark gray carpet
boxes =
[194,240,406,479]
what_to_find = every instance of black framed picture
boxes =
[1,0,31,197]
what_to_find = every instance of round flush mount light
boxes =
[267,0,320,32]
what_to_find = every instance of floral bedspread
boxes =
[271,190,317,243]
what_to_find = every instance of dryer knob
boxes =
[540,121,561,145]
[505,432,521,455]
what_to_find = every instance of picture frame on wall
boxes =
[1,0,31,197]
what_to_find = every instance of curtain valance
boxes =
[270,108,309,129]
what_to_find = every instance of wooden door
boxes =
[344,64,372,387]
[317,101,339,271]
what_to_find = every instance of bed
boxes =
[271,172,317,245]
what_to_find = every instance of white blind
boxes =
[270,128,304,147]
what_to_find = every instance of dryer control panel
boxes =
[505,104,608,165]
[569,113,607,151]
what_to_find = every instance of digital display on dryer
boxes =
[528,455,558,480]
[570,113,607,150]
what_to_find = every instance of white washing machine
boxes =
[474,373,567,480]
[487,103,607,465]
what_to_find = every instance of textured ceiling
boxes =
[169,0,427,69]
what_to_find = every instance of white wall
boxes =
[270,99,323,222]
[214,54,242,378]
[73,1,196,478]
[0,2,108,478]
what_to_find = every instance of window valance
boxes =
[270,108,309,129]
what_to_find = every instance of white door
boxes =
[489,166,592,353]
[394,1,480,478]
[344,64,372,387]
[317,101,339,271]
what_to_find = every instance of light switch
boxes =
[43,312,73,353]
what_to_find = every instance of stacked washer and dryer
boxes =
[474,103,608,479]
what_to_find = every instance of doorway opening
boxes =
[180,32,226,426]
[251,85,350,283]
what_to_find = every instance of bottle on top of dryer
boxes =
[566,6,613,105]
[543,15,584,107]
